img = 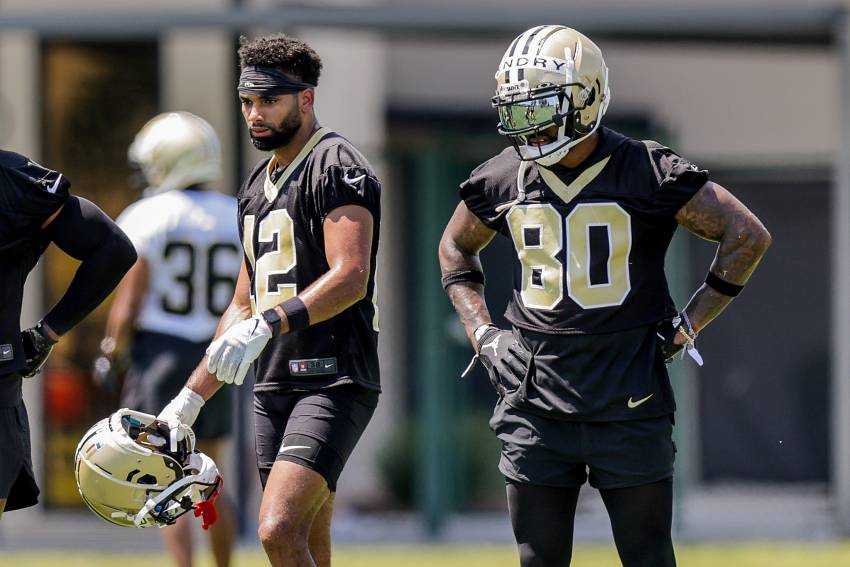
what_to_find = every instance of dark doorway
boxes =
[695,172,830,482]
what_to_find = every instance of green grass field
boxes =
[5,543,850,567]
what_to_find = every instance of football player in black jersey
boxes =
[157,34,381,567]
[0,152,136,518]
[439,27,771,567]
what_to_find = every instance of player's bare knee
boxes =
[257,512,310,549]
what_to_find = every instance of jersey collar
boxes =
[263,127,330,203]
[535,127,624,204]
[538,156,611,204]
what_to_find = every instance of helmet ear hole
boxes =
[137,474,157,485]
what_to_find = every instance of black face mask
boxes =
[249,106,303,151]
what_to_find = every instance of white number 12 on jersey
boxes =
[243,210,298,314]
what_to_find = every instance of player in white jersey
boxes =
[94,112,237,567]
[115,188,242,341]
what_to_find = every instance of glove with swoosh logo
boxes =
[472,324,532,396]
[206,314,272,385]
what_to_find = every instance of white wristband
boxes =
[473,323,494,342]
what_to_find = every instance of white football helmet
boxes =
[128,111,221,196]
[492,25,610,166]
[74,409,222,529]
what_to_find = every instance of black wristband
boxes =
[280,297,310,331]
[441,269,486,290]
[34,321,58,346]
[705,272,744,297]
[262,308,282,335]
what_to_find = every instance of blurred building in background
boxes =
[0,0,846,540]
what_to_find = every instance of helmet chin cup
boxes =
[515,128,594,166]
[531,143,572,166]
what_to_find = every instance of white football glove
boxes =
[206,314,272,385]
[156,386,205,450]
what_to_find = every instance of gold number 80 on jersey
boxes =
[506,202,632,310]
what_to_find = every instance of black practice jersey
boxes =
[461,127,707,335]
[238,129,381,392]
[0,150,70,375]
[460,127,707,420]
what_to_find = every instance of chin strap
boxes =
[495,160,530,213]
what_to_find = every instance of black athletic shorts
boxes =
[254,384,379,492]
[121,331,233,440]
[491,400,676,489]
[0,374,39,511]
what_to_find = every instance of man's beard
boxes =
[249,109,302,151]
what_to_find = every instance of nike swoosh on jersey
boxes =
[627,393,654,409]
[277,445,312,455]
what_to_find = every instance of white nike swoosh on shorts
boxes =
[278,445,312,455]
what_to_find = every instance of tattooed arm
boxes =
[675,181,772,336]
[439,202,497,349]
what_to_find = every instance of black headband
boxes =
[237,65,316,95]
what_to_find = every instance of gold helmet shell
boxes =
[128,111,221,196]
[493,26,610,165]
[74,409,221,528]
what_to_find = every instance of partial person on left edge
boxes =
[0,150,136,518]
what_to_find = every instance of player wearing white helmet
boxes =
[94,111,237,567]
[440,26,771,567]
[492,25,610,166]
[128,111,222,196]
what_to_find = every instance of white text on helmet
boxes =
[497,80,530,97]
[496,55,570,79]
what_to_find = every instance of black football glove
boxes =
[657,320,683,363]
[20,322,58,379]
[657,313,703,366]
[472,325,532,396]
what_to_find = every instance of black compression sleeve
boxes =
[600,480,676,567]
[42,196,137,336]
[506,480,580,566]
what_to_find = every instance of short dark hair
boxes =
[238,34,323,86]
